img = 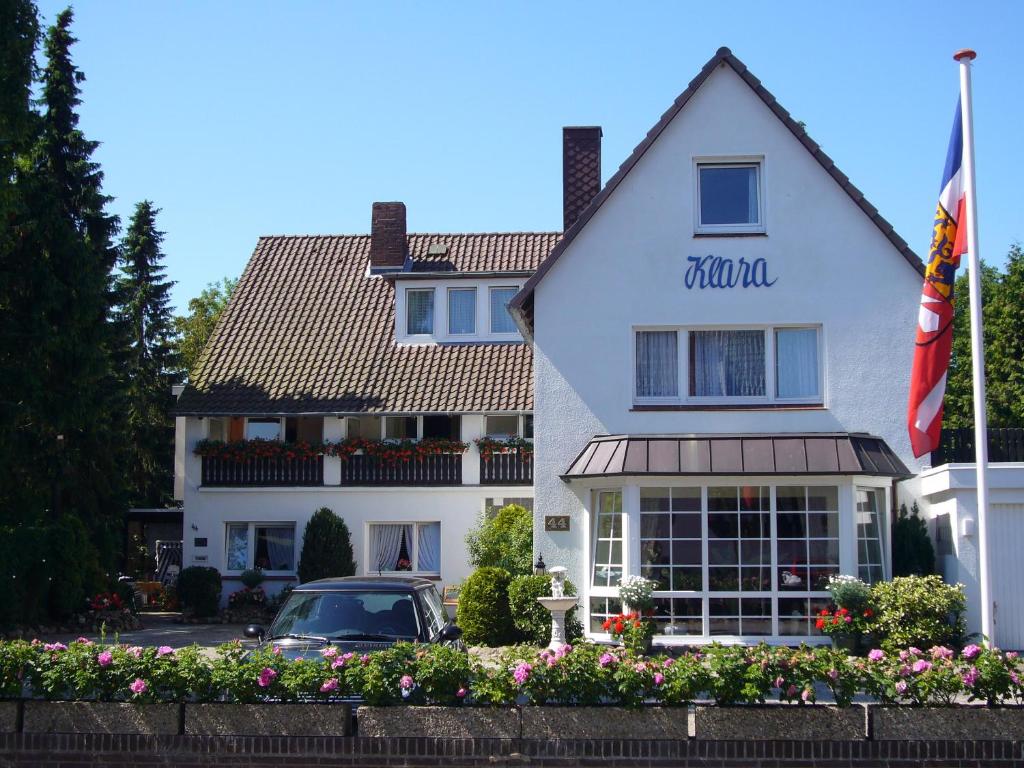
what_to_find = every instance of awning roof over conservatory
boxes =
[561,433,912,481]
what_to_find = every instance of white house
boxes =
[172,214,548,601]
[510,47,927,644]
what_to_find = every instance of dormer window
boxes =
[489,287,518,334]
[406,288,434,335]
[447,288,477,335]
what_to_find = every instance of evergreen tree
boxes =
[297,508,356,583]
[117,201,180,506]
[174,276,236,376]
[27,8,126,572]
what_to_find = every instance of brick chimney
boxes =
[370,201,408,270]
[562,127,602,231]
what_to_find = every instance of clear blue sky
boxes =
[37,1,1022,313]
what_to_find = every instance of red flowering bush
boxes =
[88,592,124,612]
[227,586,266,608]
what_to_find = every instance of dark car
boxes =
[243,576,464,660]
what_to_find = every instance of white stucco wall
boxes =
[531,64,923,594]
[179,417,532,602]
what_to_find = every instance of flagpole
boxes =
[954,48,992,645]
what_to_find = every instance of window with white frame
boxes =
[589,484,841,639]
[856,488,886,584]
[225,523,296,572]
[447,287,476,335]
[696,161,763,233]
[368,522,441,574]
[384,415,418,440]
[489,287,518,334]
[406,288,434,335]
[632,326,822,405]
[484,414,530,438]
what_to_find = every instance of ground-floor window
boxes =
[225,523,296,573]
[591,484,845,638]
[856,487,887,584]
[368,522,441,575]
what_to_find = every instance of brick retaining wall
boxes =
[2,733,1024,767]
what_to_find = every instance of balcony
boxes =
[201,455,324,487]
[931,427,1024,465]
[480,451,533,485]
[340,453,463,486]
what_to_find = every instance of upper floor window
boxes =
[633,326,822,405]
[489,287,518,334]
[484,413,532,438]
[696,160,763,234]
[245,417,282,441]
[447,288,476,335]
[406,288,434,335]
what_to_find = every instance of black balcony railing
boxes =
[201,456,324,487]
[480,451,533,485]
[931,427,1024,465]
[340,453,463,486]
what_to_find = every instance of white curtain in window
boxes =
[490,288,518,333]
[691,330,765,397]
[636,330,678,398]
[776,328,819,398]
[226,525,248,571]
[407,290,434,335]
[417,523,441,573]
[448,289,476,334]
[371,524,412,572]
[260,527,295,570]
[747,166,759,224]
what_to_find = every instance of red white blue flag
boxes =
[908,99,968,458]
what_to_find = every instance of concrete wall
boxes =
[531,64,923,593]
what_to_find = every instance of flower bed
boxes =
[2,638,1023,708]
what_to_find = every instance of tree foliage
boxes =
[174,277,236,377]
[116,201,180,506]
[297,508,356,583]
[465,504,533,576]
[945,246,1024,427]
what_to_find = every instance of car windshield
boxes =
[268,590,421,640]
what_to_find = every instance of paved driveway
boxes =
[40,613,258,656]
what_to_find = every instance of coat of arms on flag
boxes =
[907,99,968,458]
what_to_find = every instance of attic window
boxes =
[695,159,764,234]
[427,243,449,256]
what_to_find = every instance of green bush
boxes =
[465,504,533,575]
[870,575,966,651]
[507,574,583,646]
[456,567,516,647]
[892,502,936,577]
[297,507,355,583]
[240,569,265,589]
[176,566,222,617]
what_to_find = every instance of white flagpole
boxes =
[954,48,992,645]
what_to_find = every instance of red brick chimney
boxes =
[563,127,602,231]
[370,202,407,270]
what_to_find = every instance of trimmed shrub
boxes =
[871,575,966,651]
[892,502,936,576]
[507,574,583,646]
[465,503,533,575]
[456,567,516,646]
[297,507,355,583]
[176,566,222,617]
[240,568,265,589]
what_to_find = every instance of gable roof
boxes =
[175,232,559,415]
[510,46,925,337]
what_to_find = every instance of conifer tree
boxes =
[118,201,180,506]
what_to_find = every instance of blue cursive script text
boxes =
[684,255,777,289]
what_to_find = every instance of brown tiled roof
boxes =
[563,434,912,480]
[512,46,926,336]
[175,232,560,415]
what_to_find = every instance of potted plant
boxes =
[818,575,875,654]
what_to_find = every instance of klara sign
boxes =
[684,255,777,290]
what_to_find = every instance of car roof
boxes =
[292,576,436,592]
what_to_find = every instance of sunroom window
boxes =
[856,488,886,584]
